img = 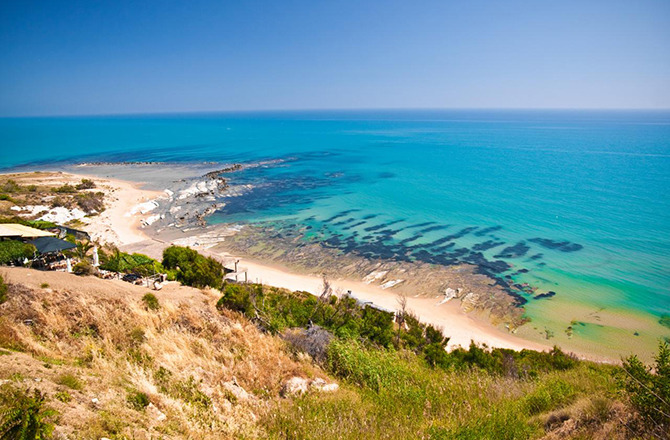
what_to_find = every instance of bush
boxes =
[76,192,104,213]
[282,325,333,363]
[0,241,35,265]
[0,275,7,305]
[75,179,96,190]
[54,391,71,403]
[162,246,223,290]
[73,261,97,276]
[52,184,77,194]
[620,341,670,434]
[142,293,160,311]
[0,180,21,193]
[217,283,254,314]
[100,250,162,276]
[0,194,15,202]
[126,389,150,411]
[0,385,57,440]
[56,373,83,390]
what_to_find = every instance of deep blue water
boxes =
[1,110,669,331]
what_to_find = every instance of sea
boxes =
[1,109,669,355]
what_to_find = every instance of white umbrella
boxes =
[92,246,99,267]
[66,258,72,273]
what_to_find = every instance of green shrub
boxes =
[162,246,223,290]
[0,275,7,304]
[142,293,160,311]
[126,389,150,411]
[0,180,21,193]
[0,241,35,265]
[0,194,15,203]
[217,283,253,314]
[56,373,82,391]
[0,385,57,440]
[620,341,670,434]
[72,261,96,276]
[25,220,56,230]
[54,391,71,403]
[75,179,96,190]
[52,184,77,194]
[100,250,162,276]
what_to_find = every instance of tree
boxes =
[620,341,670,436]
[395,293,407,348]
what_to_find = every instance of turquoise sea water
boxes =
[1,110,669,345]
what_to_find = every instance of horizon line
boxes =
[2,106,670,119]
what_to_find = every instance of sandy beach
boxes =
[0,169,626,361]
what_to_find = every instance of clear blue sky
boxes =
[1,0,669,116]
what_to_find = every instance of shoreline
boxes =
[1,167,652,363]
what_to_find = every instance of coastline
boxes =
[2,165,660,363]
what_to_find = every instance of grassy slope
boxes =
[0,268,641,439]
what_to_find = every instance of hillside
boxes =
[0,268,667,439]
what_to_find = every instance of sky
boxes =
[0,0,669,116]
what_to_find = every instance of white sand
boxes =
[72,173,166,246]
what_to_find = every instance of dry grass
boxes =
[0,267,326,439]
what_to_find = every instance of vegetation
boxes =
[620,341,670,436]
[51,184,77,194]
[142,293,160,311]
[0,386,57,440]
[126,389,150,411]
[217,281,575,378]
[0,262,665,439]
[162,245,224,289]
[99,249,162,277]
[75,179,96,190]
[0,217,55,230]
[75,192,104,214]
[55,373,82,391]
[0,241,36,265]
[0,275,6,305]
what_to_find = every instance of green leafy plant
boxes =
[162,246,223,290]
[126,389,150,411]
[620,341,670,434]
[56,373,82,391]
[0,275,7,305]
[0,386,57,440]
[0,241,36,265]
[142,293,160,311]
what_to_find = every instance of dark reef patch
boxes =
[364,219,404,232]
[324,209,361,223]
[534,291,557,300]
[472,240,506,251]
[419,224,450,234]
[529,238,583,252]
[342,221,367,230]
[406,222,436,230]
[494,241,530,259]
